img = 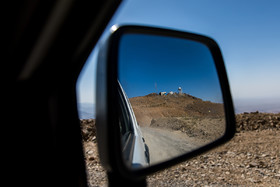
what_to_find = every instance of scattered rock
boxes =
[236,112,280,132]
[82,113,280,186]
[249,162,258,168]
[80,119,96,142]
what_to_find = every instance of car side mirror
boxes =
[96,25,235,179]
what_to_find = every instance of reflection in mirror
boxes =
[118,33,225,170]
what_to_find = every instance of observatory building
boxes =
[178,87,182,94]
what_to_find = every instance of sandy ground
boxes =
[81,112,280,186]
[141,127,203,165]
[147,129,280,186]
[83,129,280,187]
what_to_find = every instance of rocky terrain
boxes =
[80,112,280,186]
[129,93,224,127]
[80,119,107,186]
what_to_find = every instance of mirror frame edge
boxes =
[96,25,236,180]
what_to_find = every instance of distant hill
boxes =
[130,92,224,127]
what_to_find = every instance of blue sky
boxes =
[77,0,280,113]
[118,33,223,103]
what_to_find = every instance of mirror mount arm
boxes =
[107,172,147,187]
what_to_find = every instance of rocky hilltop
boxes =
[130,93,225,143]
[130,92,224,125]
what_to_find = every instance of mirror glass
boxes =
[117,33,226,170]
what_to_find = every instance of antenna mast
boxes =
[155,82,158,93]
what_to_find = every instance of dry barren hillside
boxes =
[130,93,225,143]
[130,93,224,126]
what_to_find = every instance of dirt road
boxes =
[141,127,204,165]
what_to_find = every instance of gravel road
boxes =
[141,127,203,165]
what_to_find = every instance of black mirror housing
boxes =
[96,25,235,179]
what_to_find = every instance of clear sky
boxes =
[118,33,223,103]
[77,0,280,113]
